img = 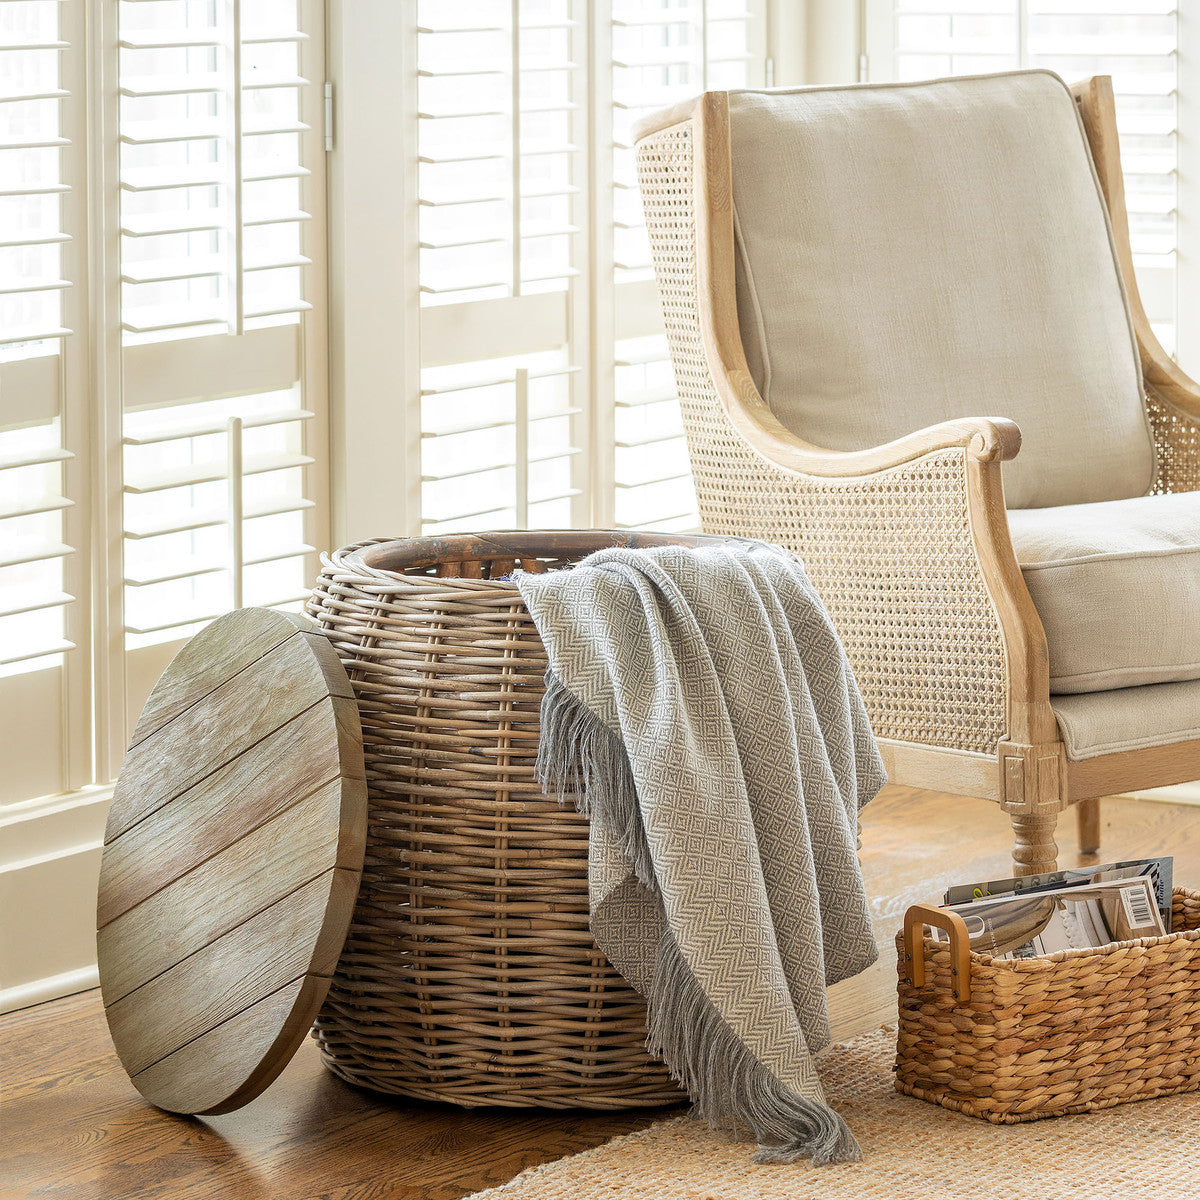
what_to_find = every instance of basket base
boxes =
[895,1072,1200,1124]
[320,1053,685,1111]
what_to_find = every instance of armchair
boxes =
[635,72,1200,875]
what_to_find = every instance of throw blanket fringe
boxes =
[537,671,862,1165]
[536,671,655,890]
[649,934,862,1166]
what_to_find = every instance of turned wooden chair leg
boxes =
[1076,796,1101,856]
[1010,809,1059,877]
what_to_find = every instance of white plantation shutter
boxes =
[415,0,585,534]
[409,0,766,537]
[606,2,763,532]
[113,0,327,732]
[865,0,1180,351]
[0,0,87,804]
[0,0,327,807]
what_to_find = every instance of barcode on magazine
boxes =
[1121,885,1154,928]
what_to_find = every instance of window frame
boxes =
[327,0,775,546]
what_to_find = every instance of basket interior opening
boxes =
[357,530,730,581]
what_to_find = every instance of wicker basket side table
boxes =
[304,531,726,1109]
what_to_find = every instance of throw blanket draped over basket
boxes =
[515,542,886,1164]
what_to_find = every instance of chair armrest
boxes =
[696,284,1050,758]
[713,367,1023,478]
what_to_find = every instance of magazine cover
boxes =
[931,877,1165,960]
[943,857,1173,931]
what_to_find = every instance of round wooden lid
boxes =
[96,608,366,1115]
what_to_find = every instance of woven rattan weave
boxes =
[1146,385,1200,494]
[304,531,729,1108]
[895,888,1200,1121]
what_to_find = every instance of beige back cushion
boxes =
[728,71,1153,509]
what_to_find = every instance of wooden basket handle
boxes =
[902,903,972,1003]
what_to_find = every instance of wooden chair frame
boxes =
[634,76,1200,874]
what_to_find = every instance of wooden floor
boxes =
[4,786,1197,1200]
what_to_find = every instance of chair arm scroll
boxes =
[724,397,1024,480]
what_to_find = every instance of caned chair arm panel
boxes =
[636,108,1059,755]
[688,418,1015,754]
[676,358,1054,753]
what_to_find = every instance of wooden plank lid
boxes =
[96,608,366,1115]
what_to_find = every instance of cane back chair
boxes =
[635,72,1200,875]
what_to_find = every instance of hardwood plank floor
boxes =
[3,787,1196,1200]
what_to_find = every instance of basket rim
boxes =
[899,885,1200,971]
[324,530,758,586]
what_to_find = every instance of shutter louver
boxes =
[414,0,583,534]
[409,2,764,537]
[607,1,759,532]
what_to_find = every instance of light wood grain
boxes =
[1071,75,1200,420]
[106,869,357,1078]
[106,632,349,844]
[1077,795,1102,856]
[131,978,313,1115]
[874,740,999,802]
[1068,738,1200,801]
[97,778,363,1003]
[97,697,363,928]
[97,609,366,1116]
[1010,808,1060,876]
[127,608,308,749]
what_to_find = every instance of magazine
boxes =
[943,857,1173,933]
[929,876,1166,960]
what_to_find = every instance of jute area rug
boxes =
[467,1025,1200,1200]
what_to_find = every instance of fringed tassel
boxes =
[535,669,861,1167]
[648,932,862,1166]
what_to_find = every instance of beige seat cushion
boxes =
[727,71,1154,509]
[1008,493,1200,694]
[1053,678,1200,761]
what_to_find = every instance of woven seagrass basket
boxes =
[303,531,728,1109]
[895,888,1200,1122]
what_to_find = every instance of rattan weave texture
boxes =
[304,532,717,1108]
[896,888,1200,1121]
